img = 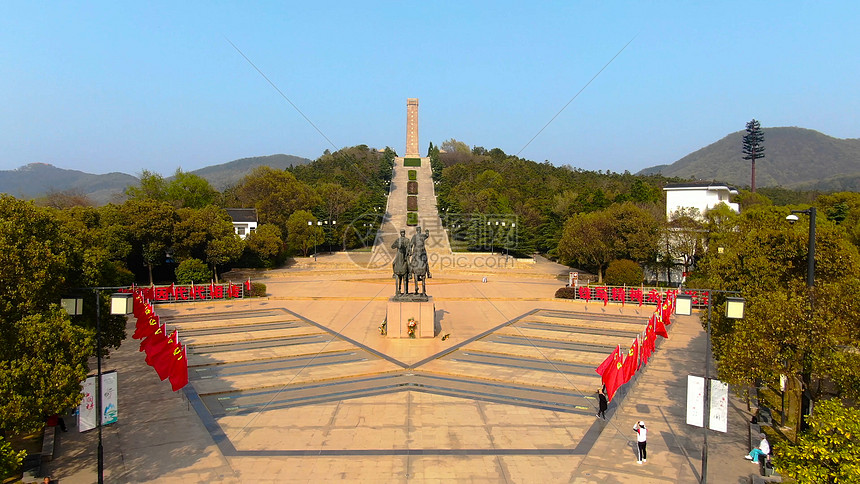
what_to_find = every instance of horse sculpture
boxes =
[391,230,410,296]
[409,226,430,296]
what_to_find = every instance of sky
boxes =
[2,1,859,176]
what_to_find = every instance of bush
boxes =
[555,287,578,299]
[249,282,267,297]
[407,196,418,211]
[605,259,643,286]
[404,158,421,167]
[0,436,27,479]
[407,181,418,194]
[407,212,418,226]
[408,170,417,181]
[175,258,212,284]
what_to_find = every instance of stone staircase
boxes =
[371,157,451,270]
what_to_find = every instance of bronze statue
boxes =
[391,230,410,295]
[409,226,430,295]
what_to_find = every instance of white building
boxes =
[663,182,739,219]
[225,208,258,239]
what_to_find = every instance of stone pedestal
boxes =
[387,296,435,338]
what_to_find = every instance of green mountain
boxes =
[0,154,312,205]
[187,154,310,190]
[637,127,860,190]
[0,163,138,205]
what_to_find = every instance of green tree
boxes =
[163,169,220,208]
[173,206,235,262]
[742,118,765,192]
[119,199,178,284]
[0,196,74,322]
[175,258,212,284]
[204,235,244,283]
[0,436,27,478]
[605,259,643,286]
[0,308,92,434]
[665,208,705,276]
[698,205,860,413]
[557,203,659,282]
[244,224,283,267]
[234,167,320,233]
[125,170,167,201]
[286,211,324,257]
[774,399,860,482]
[441,138,470,154]
[557,210,614,282]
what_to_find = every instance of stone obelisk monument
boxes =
[406,98,419,157]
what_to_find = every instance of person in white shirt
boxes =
[745,433,770,463]
[634,421,647,463]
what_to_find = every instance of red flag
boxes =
[596,345,620,377]
[151,331,181,380]
[140,323,166,353]
[661,295,673,325]
[245,277,251,292]
[621,338,640,383]
[168,345,189,391]
[169,282,176,298]
[133,292,145,318]
[604,353,626,401]
[145,328,175,364]
[642,320,656,365]
[653,313,669,339]
[133,313,159,340]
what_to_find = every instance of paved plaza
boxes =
[38,153,760,483]
[39,259,760,483]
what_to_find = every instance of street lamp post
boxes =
[676,291,745,484]
[786,207,816,430]
[61,289,132,484]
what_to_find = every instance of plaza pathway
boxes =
[40,266,758,483]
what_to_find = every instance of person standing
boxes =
[597,388,608,419]
[634,421,647,464]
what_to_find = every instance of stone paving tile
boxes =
[468,341,615,366]
[497,325,635,347]
[187,340,358,365]
[417,359,602,391]
[182,326,325,345]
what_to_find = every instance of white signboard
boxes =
[686,375,705,427]
[709,379,729,433]
[78,371,118,432]
[569,272,579,287]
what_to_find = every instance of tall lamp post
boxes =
[61,289,132,484]
[786,207,816,430]
[676,291,745,484]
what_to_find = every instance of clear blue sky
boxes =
[2,1,858,176]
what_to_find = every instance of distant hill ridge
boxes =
[0,154,312,205]
[638,127,860,190]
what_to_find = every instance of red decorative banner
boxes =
[572,285,709,308]
[122,283,245,303]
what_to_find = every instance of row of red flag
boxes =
[595,291,678,401]
[131,291,188,391]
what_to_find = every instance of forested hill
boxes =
[638,127,860,190]
[0,163,137,204]
[189,154,310,190]
[430,143,683,256]
[0,154,312,205]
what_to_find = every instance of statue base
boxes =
[387,296,435,338]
